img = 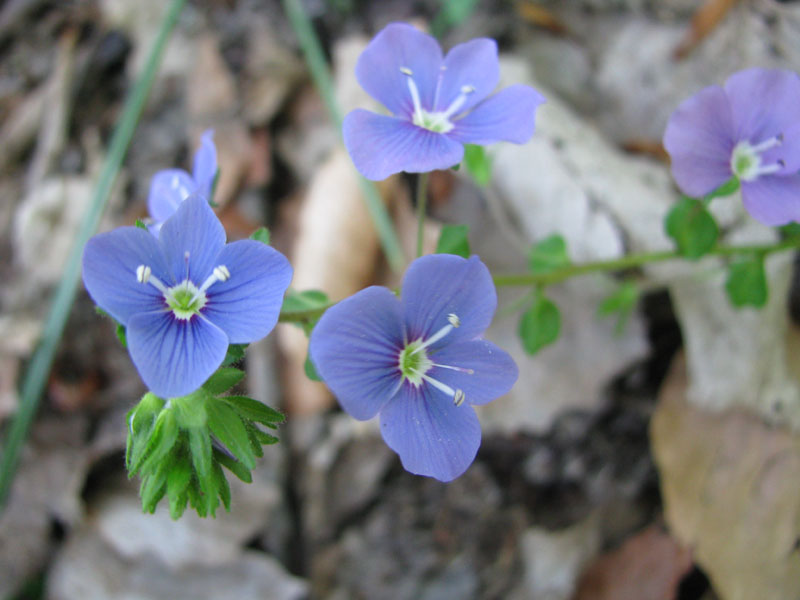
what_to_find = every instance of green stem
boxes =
[493,239,799,288]
[416,172,429,258]
[281,0,406,272]
[0,0,187,510]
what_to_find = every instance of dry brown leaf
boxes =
[651,354,800,600]
[516,2,569,35]
[674,0,739,60]
[573,525,692,600]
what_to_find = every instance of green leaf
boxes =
[171,390,208,429]
[115,323,127,348]
[212,460,231,512]
[249,227,271,245]
[222,344,248,367]
[134,218,148,230]
[597,281,639,335]
[223,395,285,425]
[665,197,718,259]
[282,289,329,313]
[252,427,279,446]
[463,144,492,186]
[703,176,739,201]
[166,454,192,519]
[214,449,253,483]
[304,354,322,382]
[206,398,256,470]
[519,295,561,355]
[126,393,166,473]
[140,467,168,514]
[725,256,768,308]
[529,235,570,275]
[138,408,180,475]
[431,0,480,37]
[435,224,471,258]
[203,367,245,395]
[187,426,217,516]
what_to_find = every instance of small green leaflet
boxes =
[597,281,639,335]
[203,367,245,395]
[249,227,270,245]
[463,144,492,186]
[725,255,768,308]
[529,234,570,275]
[436,224,470,258]
[665,197,718,259]
[518,294,561,355]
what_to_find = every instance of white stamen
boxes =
[448,313,460,328]
[751,134,782,154]
[190,264,232,305]
[439,84,475,120]
[135,264,168,294]
[402,67,425,124]
[755,163,783,176]
[410,323,453,355]
[213,265,230,282]
[431,363,474,374]
[411,369,465,406]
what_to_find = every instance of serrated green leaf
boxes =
[212,461,232,512]
[170,390,207,429]
[222,344,248,367]
[186,481,206,517]
[463,144,492,186]
[140,467,168,514]
[304,354,322,381]
[703,176,739,201]
[597,281,639,335]
[203,367,245,395]
[134,218,148,230]
[166,454,192,520]
[214,449,253,483]
[665,197,718,259]
[206,398,256,470]
[519,295,561,355]
[725,256,768,308]
[187,426,217,516]
[244,421,265,457]
[529,235,570,275]
[249,227,271,245]
[223,395,285,425]
[126,393,166,472]
[435,224,471,258]
[252,427,279,446]
[137,408,180,475]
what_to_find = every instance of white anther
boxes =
[453,389,465,407]
[460,84,475,94]
[400,66,413,76]
[409,322,454,356]
[448,313,461,328]
[404,73,425,124]
[136,264,151,283]
[213,265,230,282]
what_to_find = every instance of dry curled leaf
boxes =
[674,0,739,60]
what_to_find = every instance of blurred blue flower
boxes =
[343,23,545,180]
[83,196,292,398]
[309,254,518,482]
[664,68,800,225]
[148,129,217,235]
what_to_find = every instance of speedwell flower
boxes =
[343,22,545,181]
[82,195,292,398]
[148,129,217,235]
[663,68,800,225]
[308,254,518,482]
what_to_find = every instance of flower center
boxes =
[730,135,785,182]
[135,260,231,321]
[400,67,475,134]
[397,313,472,406]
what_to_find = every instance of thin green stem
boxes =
[281,0,406,272]
[493,239,800,288]
[416,172,429,258]
[0,0,187,510]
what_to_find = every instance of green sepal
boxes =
[214,449,253,483]
[212,460,232,512]
[223,395,285,426]
[171,391,208,429]
[206,398,256,470]
[249,227,271,245]
[519,293,561,355]
[166,455,193,520]
[597,281,639,335]
[137,408,180,475]
[529,235,570,275]
[665,197,718,259]
[203,367,245,395]
[435,224,471,258]
[134,218,148,230]
[140,466,168,514]
[463,144,492,186]
[703,176,739,201]
[725,255,768,308]
[126,393,165,472]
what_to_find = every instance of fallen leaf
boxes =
[517,2,569,36]
[674,0,739,60]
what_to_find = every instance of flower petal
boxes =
[741,174,800,226]
[147,168,194,223]
[202,240,293,343]
[192,129,217,200]
[434,38,498,114]
[725,68,800,145]
[663,84,736,197]
[343,109,464,180]
[401,254,496,347]
[309,286,405,421]
[379,383,481,482]
[158,195,226,283]
[428,339,518,406]
[127,311,228,398]
[82,227,172,325]
[447,84,545,145]
[355,22,442,118]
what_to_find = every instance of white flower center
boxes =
[731,134,784,182]
[400,67,475,134]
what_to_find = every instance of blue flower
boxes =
[343,23,545,181]
[308,254,518,482]
[148,129,218,235]
[664,68,800,225]
[82,196,292,398]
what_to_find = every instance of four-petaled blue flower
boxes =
[663,68,800,225]
[308,254,518,482]
[82,196,293,398]
[148,129,218,235]
[343,23,546,181]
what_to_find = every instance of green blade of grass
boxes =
[281,0,406,272]
[0,0,187,510]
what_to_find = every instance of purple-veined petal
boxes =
[741,174,800,226]
[147,168,194,223]
[202,240,293,343]
[309,286,406,421]
[343,109,464,180]
[401,254,496,347]
[724,68,800,146]
[428,339,518,406]
[447,84,545,145]
[158,195,226,284]
[379,383,481,482]
[192,129,217,200]
[355,22,443,118]
[663,84,736,197]
[127,311,228,398]
[82,227,172,325]
[434,38,498,114]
